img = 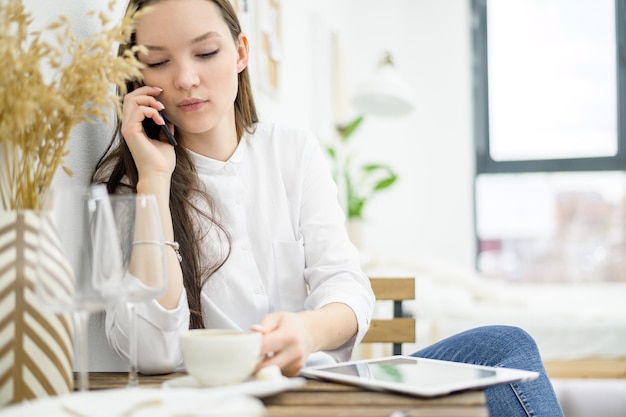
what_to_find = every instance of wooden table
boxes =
[85,372,488,417]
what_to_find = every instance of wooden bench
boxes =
[544,358,626,379]
[362,277,416,355]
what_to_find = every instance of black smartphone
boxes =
[142,111,177,146]
[130,80,177,146]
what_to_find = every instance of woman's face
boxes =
[135,0,247,138]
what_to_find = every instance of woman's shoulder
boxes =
[245,122,323,172]
[249,122,318,148]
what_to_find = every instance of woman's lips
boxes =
[177,99,207,112]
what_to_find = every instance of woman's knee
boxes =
[471,325,537,351]
[411,325,545,372]
[491,325,537,349]
[412,325,535,363]
[478,325,543,368]
[475,325,533,341]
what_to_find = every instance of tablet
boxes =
[299,355,539,397]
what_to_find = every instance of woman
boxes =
[94,0,374,378]
[93,1,564,416]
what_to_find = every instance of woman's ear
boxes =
[236,33,249,73]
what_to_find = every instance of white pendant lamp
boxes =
[351,52,415,117]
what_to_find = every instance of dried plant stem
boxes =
[0,0,144,211]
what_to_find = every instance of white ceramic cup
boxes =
[180,329,263,386]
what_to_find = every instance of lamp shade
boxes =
[351,52,415,117]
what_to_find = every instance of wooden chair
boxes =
[362,277,416,355]
[544,358,626,379]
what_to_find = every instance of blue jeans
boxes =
[411,325,564,417]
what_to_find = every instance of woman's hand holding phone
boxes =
[142,110,177,146]
[120,85,177,180]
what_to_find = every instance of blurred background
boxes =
[24,1,626,415]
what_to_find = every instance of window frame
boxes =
[471,0,626,174]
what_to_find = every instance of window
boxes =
[472,0,626,282]
[476,171,626,282]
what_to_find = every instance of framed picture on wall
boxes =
[230,0,258,91]
[310,13,343,145]
[256,0,281,94]
[230,0,252,36]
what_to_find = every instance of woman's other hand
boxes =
[252,312,314,377]
[253,303,358,377]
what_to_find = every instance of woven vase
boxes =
[0,210,74,405]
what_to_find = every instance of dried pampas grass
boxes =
[0,0,146,210]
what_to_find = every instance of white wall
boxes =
[23,0,125,190]
[32,0,476,370]
[255,0,476,270]
[38,0,478,270]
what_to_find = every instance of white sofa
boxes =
[364,258,626,417]
[552,378,626,417]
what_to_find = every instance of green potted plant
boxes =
[326,115,398,220]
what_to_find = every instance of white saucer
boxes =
[0,388,266,417]
[162,375,307,398]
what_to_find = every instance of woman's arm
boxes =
[105,290,189,374]
[297,131,375,356]
[254,128,375,376]
[120,85,184,309]
[105,86,189,373]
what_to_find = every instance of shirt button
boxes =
[241,243,249,251]
[254,287,261,295]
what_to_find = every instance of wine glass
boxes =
[108,193,168,387]
[36,184,123,391]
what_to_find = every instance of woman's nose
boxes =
[174,65,200,90]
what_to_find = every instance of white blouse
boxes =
[106,123,375,374]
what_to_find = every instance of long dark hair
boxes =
[92,0,258,329]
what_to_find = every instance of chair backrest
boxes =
[362,277,416,355]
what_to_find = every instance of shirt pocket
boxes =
[273,237,307,311]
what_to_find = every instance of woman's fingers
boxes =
[258,344,305,377]
[121,87,168,140]
[253,313,312,377]
[118,85,176,176]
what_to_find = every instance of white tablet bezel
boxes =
[299,355,539,397]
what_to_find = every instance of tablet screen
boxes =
[324,356,497,386]
[300,355,539,397]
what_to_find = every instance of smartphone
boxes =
[143,111,177,146]
[130,79,177,146]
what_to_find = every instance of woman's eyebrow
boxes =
[143,32,220,51]
[190,31,220,44]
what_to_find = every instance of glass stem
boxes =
[73,310,91,391]
[127,302,139,387]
